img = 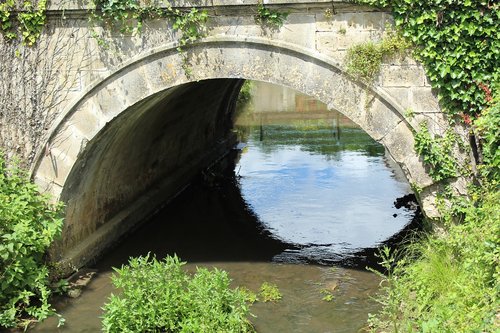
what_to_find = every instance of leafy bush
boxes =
[0,152,63,329]
[368,188,499,332]
[254,1,288,30]
[367,94,500,333]
[237,80,253,107]
[101,254,255,333]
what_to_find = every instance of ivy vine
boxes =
[90,0,208,51]
[0,0,47,45]
[350,0,499,182]
[414,122,457,181]
[357,0,499,120]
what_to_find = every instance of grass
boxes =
[368,188,500,332]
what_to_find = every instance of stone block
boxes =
[212,0,259,5]
[316,13,348,32]
[362,98,403,141]
[336,30,378,50]
[79,69,109,88]
[340,12,365,30]
[361,12,388,30]
[50,125,87,162]
[316,31,340,54]
[419,184,442,219]
[93,83,130,119]
[381,122,434,187]
[35,149,75,188]
[68,103,103,139]
[141,55,184,92]
[403,153,434,188]
[380,64,426,87]
[169,0,211,6]
[34,175,63,200]
[117,67,152,106]
[212,0,332,4]
[208,16,262,37]
[64,71,82,92]
[410,87,440,113]
[277,14,316,49]
[381,121,415,164]
[384,87,411,112]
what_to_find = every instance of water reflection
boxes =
[235,81,415,264]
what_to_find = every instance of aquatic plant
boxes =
[259,282,282,302]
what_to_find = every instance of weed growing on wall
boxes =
[254,1,288,31]
[0,152,63,329]
[101,254,255,333]
[345,28,410,83]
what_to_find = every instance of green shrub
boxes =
[237,80,253,107]
[254,1,288,30]
[101,254,255,333]
[368,187,500,332]
[0,152,63,329]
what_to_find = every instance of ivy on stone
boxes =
[357,0,499,119]
[414,123,457,181]
[0,0,47,45]
[90,0,208,50]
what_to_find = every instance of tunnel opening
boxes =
[34,79,425,333]
[52,77,424,269]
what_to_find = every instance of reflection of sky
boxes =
[237,138,412,253]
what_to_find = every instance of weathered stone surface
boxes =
[381,121,434,187]
[410,87,440,113]
[381,64,427,87]
[362,98,403,141]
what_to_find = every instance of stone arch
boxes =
[32,37,435,268]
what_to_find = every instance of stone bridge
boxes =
[8,0,465,270]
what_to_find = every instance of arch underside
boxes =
[33,39,436,269]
